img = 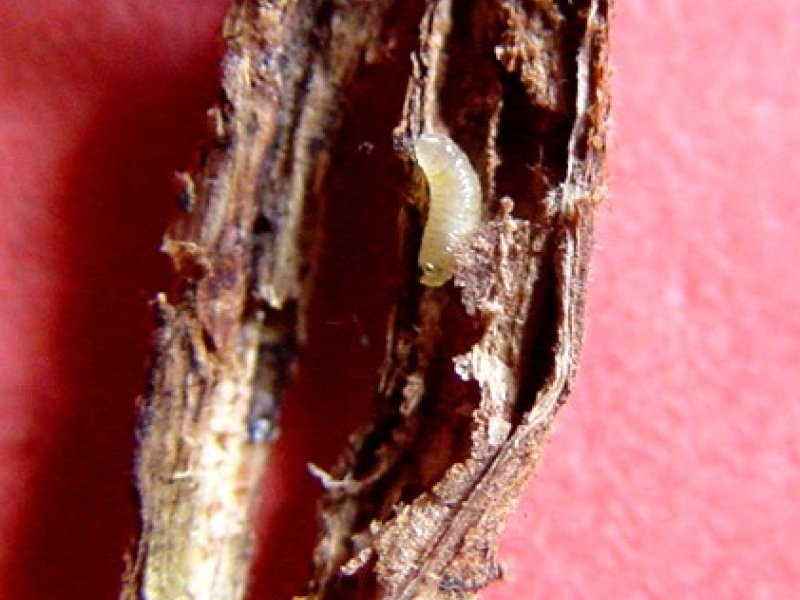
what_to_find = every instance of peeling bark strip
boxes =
[309,1,610,599]
[122,1,398,599]
[122,0,609,598]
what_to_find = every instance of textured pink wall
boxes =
[491,3,800,598]
[0,1,797,598]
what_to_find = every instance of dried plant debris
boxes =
[308,0,610,598]
[123,1,399,599]
[123,0,609,599]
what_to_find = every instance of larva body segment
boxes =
[412,133,482,287]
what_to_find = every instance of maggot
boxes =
[411,133,482,287]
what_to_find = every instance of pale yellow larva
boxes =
[412,133,482,287]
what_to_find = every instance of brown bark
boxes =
[122,0,610,599]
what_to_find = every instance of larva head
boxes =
[419,258,451,287]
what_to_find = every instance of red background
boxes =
[1,1,798,599]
